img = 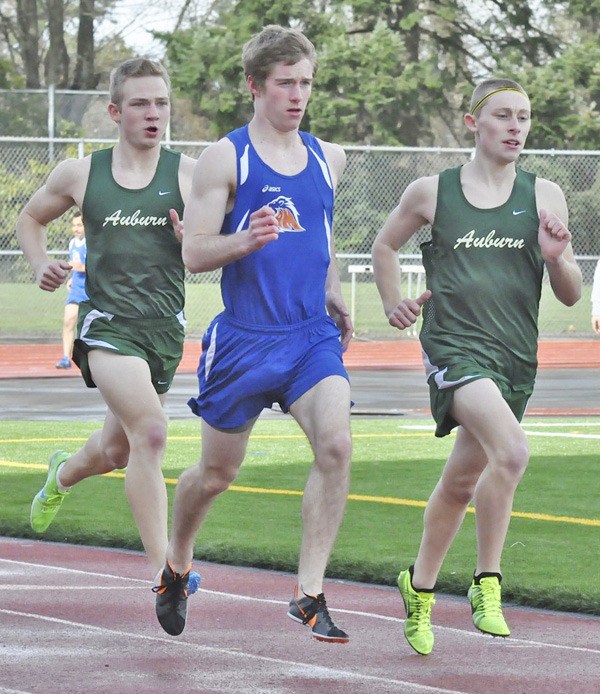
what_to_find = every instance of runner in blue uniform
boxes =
[55,213,88,369]
[154,25,353,642]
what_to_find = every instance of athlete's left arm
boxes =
[320,140,353,349]
[171,154,197,242]
[536,178,582,307]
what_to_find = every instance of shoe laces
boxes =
[152,566,189,598]
[475,579,502,615]
[299,592,335,628]
[410,591,435,630]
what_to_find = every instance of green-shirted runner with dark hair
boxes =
[372,77,582,654]
[16,58,199,592]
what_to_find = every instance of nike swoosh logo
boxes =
[158,191,171,196]
[512,210,526,215]
[157,380,168,385]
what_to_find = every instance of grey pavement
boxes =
[0,368,596,420]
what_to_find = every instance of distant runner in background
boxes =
[55,212,88,369]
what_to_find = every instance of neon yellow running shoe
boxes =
[30,451,71,533]
[468,575,510,637]
[397,569,436,655]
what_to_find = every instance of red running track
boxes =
[0,339,598,379]
[1,537,599,694]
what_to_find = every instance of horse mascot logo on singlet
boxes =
[268,196,305,232]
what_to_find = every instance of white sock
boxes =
[55,462,71,493]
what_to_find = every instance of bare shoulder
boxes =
[29,156,90,216]
[316,138,346,185]
[402,174,438,222]
[46,156,90,193]
[409,174,438,194]
[535,176,565,199]
[177,152,197,202]
[535,176,568,217]
[178,152,197,176]
[195,137,236,181]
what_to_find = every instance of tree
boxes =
[71,0,97,90]
[15,0,41,87]
[163,0,566,146]
[0,0,135,135]
[46,0,70,86]
[1,0,116,91]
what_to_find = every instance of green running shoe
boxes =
[397,569,435,655]
[468,575,510,637]
[30,451,71,533]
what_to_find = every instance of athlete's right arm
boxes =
[16,158,87,292]
[182,139,279,273]
[371,176,435,330]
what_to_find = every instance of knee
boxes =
[197,459,239,497]
[130,415,168,456]
[315,429,352,473]
[495,438,530,481]
[440,475,477,506]
[103,439,129,471]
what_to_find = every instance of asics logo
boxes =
[158,190,171,196]
[262,184,281,193]
[512,209,526,216]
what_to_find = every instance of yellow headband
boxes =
[470,87,526,115]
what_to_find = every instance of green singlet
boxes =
[420,165,544,436]
[74,147,186,393]
[81,146,185,319]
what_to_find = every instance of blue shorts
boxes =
[66,285,88,304]
[188,312,349,429]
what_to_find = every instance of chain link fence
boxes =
[1,136,598,342]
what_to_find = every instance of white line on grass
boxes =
[522,422,600,427]
[399,423,600,439]
[526,431,600,439]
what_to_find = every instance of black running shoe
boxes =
[153,561,193,636]
[287,586,349,643]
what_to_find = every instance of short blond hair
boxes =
[109,58,171,108]
[470,78,527,115]
[242,25,317,88]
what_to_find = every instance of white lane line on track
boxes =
[0,608,467,694]
[1,584,143,590]
[2,557,599,655]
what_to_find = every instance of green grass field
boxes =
[1,416,598,614]
[0,279,593,340]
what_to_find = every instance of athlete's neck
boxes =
[247,119,307,176]
[460,159,517,209]
[111,142,162,189]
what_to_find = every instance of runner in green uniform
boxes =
[372,78,582,654]
[16,58,196,582]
